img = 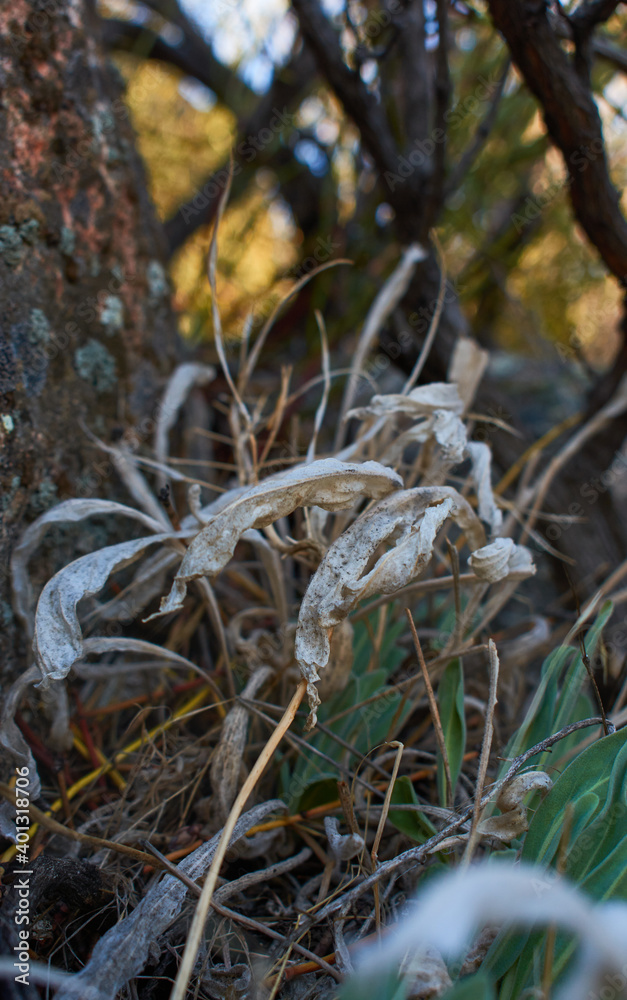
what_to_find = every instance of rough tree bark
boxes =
[0,0,180,681]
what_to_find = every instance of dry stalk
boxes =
[406,610,452,806]
[169,679,308,1000]
[462,639,500,865]
[370,740,404,931]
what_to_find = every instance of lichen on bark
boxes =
[0,0,180,680]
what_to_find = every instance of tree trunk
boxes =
[0,0,179,681]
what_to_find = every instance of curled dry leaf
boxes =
[154,362,216,488]
[316,618,354,702]
[448,335,489,412]
[33,530,190,688]
[469,537,536,584]
[347,382,464,422]
[324,816,365,861]
[11,498,164,639]
[296,487,485,727]
[150,459,403,619]
[479,771,552,841]
[210,666,274,822]
[465,441,502,534]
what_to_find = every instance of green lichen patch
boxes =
[1,414,15,433]
[100,294,124,335]
[29,477,58,513]
[74,339,117,393]
[60,226,76,256]
[0,219,41,267]
[147,260,169,304]
[0,226,24,267]
[29,309,51,346]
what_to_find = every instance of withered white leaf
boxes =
[33,530,189,687]
[479,771,552,841]
[296,487,485,727]
[448,336,489,412]
[347,382,464,422]
[324,816,364,861]
[11,499,164,639]
[150,459,403,619]
[77,637,208,677]
[382,410,467,466]
[154,362,216,488]
[210,666,273,821]
[465,441,502,534]
[356,862,627,1000]
[469,537,536,583]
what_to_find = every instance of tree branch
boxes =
[101,17,252,111]
[290,0,401,180]
[488,0,627,284]
[568,0,623,35]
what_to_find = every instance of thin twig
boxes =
[142,842,342,982]
[0,782,171,872]
[305,716,611,927]
[463,639,500,864]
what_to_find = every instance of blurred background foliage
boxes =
[103,1,627,373]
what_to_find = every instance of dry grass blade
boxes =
[463,639,500,864]
[406,611,452,806]
[154,362,216,489]
[370,740,404,931]
[307,310,331,463]
[521,372,627,542]
[239,258,353,394]
[336,242,427,449]
[169,679,307,1000]
[401,229,447,394]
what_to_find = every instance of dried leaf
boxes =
[317,619,354,701]
[150,459,403,619]
[448,336,489,412]
[296,487,485,727]
[154,362,216,488]
[210,667,273,821]
[465,441,502,534]
[33,530,188,687]
[76,637,208,678]
[347,382,464,422]
[11,499,164,638]
[324,816,365,861]
[469,538,536,583]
